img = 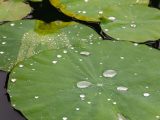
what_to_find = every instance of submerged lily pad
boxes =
[0,20,100,71]
[8,41,160,120]
[101,5,160,42]
[0,0,31,21]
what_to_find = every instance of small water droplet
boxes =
[120,57,124,60]
[10,23,15,27]
[62,117,68,120]
[80,94,85,100]
[57,55,62,58]
[107,98,111,101]
[99,62,103,65]
[2,36,7,39]
[87,101,91,104]
[97,83,103,87]
[104,29,109,32]
[103,70,117,78]
[108,16,116,21]
[84,0,88,2]
[0,51,4,54]
[2,42,6,45]
[80,51,90,56]
[52,61,57,64]
[76,108,80,111]
[145,86,149,89]
[63,50,67,53]
[11,78,16,83]
[77,81,92,89]
[134,43,138,46]
[19,64,24,68]
[156,116,160,119]
[34,96,39,99]
[117,86,128,92]
[113,102,117,105]
[79,59,83,61]
[143,93,150,97]
[99,11,103,14]
[130,24,136,28]
[32,69,36,71]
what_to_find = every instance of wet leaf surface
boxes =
[8,41,160,120]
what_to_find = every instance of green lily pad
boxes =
[0,0,31,21]
[8,41,160,120]
[101,5,160,42]
[51,0,149,21]
[0,20,101,71]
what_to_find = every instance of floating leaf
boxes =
[101,5,160,42]
[0,0,31,21]
[0,20,100,71]
[8,41,160,120]
[51,0,149,21]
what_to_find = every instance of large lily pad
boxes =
[0,0,31,21]
[0,20,101,71]
[101,5,160,42]
[8,41,160,120]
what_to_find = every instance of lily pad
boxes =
[101,5,160,42]
[51,0,149,21]
[0,0,31,21]
[8,41,160,120]
[0,20,100,71]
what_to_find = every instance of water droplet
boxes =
[118,113,127,120]
[156,116,160,119]
[107,98,111,101]
[57,55,62,58]
[97,83,103,87]
[0,51,4,54]
[120,57,124,60]
[130,24,136,28]
[52,61,57,64]
[76,108,80,111]
[80,94,85,100]
[2,36,7,39]
[122,26,126,29]
[19,64,24,68]
[80,51,90,56]
[145,86,149,89]
[10,23,15,27]
[113,102,117,105]
[79,59,83,61]
[104,29,109,32]
[108,16,116,21]
[103,70,117,78]
[2,42,6,45]
[34,96,39,99]
[12,104,16,107]
[99,11,103,14]
[11,78,16,83]
[117,86,128,92]
[32,69,36,71]
[77,81,92,89]
[63,50,67,53]
[143,93,150,97]
[99,62,103,65]
[84,0,88,2]
[62,117,68,120]
[134,43,138,46]
[87,101,91,104]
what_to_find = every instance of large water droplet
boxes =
[117,86,128,92]
[77,81,92,88]
[103,70,117,78]
[80,51,90,56]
